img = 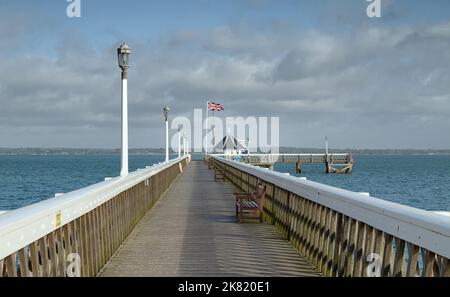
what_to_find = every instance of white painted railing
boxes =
[0,155,190,277]
[211,155,450,277]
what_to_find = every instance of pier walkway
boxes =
[2,155,449,277]
[99,161,319,277]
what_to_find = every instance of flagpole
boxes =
[212,108,215,154]
[205,101,209,158]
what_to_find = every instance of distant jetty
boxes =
[1,147,449,156]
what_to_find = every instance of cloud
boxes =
[0,9,449,149]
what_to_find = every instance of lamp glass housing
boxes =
[163,106,170,121]
[117,42,131,70]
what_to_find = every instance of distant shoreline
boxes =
[0,148,449,156]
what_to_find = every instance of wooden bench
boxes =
[214,169,225,182]
[234,182,266,223]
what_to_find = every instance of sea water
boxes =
[0,154,449,212]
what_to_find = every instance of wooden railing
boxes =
[0,156,190,277]
[211,156,450,277]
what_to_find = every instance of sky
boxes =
[0,0,450,149]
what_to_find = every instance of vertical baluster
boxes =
[297,198,306,253]
[270,184,275,225]
[331,213,343,277]
[87,211,96,276]
[291,195,300,250]
[308,203,319,265]
[273,188,279,230]
[83,214,93,276]
[353,222,366,277]
[304,201,313,258]
[406,244,419,277]
[18,247,30,277]
[120,193,126,243]
[284,191,289,238]
[0,259,4,277]
[29,241,41,277]
[5,253,18,277]
[392,238,406,277]
[289,195,297,249]
[98,205,106,267]
[116,195,122,250]
[442,258,450,277]
[338,216,351,277]
[71,219,81,277]
[326,211,338,276]
[56,227,66,276]
[47,232,58,277]
[62,223,73,276]
[321,208,332,274]
[381,233,394,277]
[346,219,358,277]
[361,226,374,276]
[39,236,50,277]
[111,198,118,253]
[372,229,383,277]
[313,205,324,269]
[63,223,73,255]
[103,203,112,262]
[76,216,86,277]
[422,250,436,277]
[295,197,303,251]
[318,207,330,274]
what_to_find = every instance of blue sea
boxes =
[0,155,449,212]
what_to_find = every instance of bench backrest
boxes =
[254,183,266,210]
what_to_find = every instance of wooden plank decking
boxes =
[99,161,319,277]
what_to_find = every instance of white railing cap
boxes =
[0,156,188,260]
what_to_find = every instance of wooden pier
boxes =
[99,162,318,277]
[1,155,449,277]
[213,153,354,174]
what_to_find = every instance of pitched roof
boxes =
[214,134,246,152]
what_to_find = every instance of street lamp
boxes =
[163,106,170,162]
[117,42,131,176]
[211,123,216,154]
[187,139,190,156]
[181,133,185,157]
[178,124,182,159]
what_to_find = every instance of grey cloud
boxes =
[1,14,450,149]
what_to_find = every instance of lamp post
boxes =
[181,134,185,156]
[187,138,190,155]
[163,106,170,162]
[117,42,131,177]
[178,125,182,159]
[211,123,215,154]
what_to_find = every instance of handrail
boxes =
[211,155,450,277]
[0,156,189,261]
[212,155,450,258]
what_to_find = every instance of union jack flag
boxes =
[208,101,224,111]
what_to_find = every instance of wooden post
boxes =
[295,161,302,174]
[325,154,331,174]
